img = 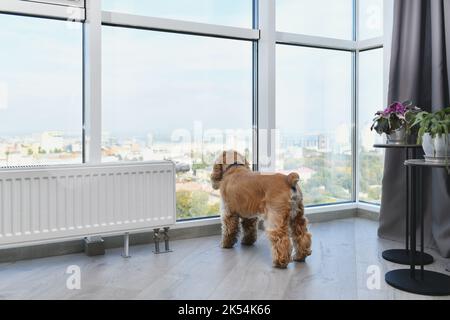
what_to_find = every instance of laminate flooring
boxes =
[1,218,449,300]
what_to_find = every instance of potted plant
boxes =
[371,101,421,144]
[412,107,450,164]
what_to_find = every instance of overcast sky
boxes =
[0,0,383,141]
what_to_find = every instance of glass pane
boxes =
[0,15,83,167]
[276,45,353,206]
[276,0,353,40]
[102,27,253,220]
[359,0,383,40]
[359,48,384,204]
[102,0,253,29]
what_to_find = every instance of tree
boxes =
[176,190,220,219]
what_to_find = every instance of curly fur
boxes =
[211,150,312,268]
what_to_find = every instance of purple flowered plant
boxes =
[382,102,407,117]
[371,101,421,135]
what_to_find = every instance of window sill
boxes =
[174,202,361,229]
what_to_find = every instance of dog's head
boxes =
[210,150,250,190]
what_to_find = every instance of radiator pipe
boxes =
[153,228,161,254]
[122,232,131,258]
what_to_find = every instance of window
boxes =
[102,0,254,28]
[358,48,384,204]
[1,0,386,220]
[0,14,83,167]
[102,27,253,219]
[359,0,383,40]
[276,0,354,40]
[276,45,353,206]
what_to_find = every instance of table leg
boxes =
[405,148,409,252]
[385,165,450,296]
[419,166,424,280]
[381,148,433,266]
[409,164,416,279]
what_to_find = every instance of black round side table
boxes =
[373,144,434,266]
[385,159,450,296]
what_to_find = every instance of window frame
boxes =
[26,0,84,7]
[0,2,84,168]
[99,1,258,221]
[85,1,259,166]
[275,43,356,207]
[0,0,391,219]
[272,0,385,209]
[0,0,85,20]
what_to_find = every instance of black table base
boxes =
[386,269,450,296]
[382,249,433,265]
[373,145,429,267]
[384,160,450,297]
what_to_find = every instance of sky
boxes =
[0,15,82,136]
[359,48,384,149]
[0,0,383,142]
[103,0,253,28]
[277,0,353,39]
[277,0,383,40]
[102,26,253,137]
[276,45,352,136]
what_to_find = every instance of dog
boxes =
[210,150,312,268]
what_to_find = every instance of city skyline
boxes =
[0,127,355,169]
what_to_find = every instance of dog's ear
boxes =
[211,163,223,190]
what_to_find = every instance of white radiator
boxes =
[0,161,176,247]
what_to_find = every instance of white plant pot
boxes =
[422,133,450,162]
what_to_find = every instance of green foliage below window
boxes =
[176,190,220,219]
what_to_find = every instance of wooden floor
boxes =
[0,218,449,300]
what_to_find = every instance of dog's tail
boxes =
[288,173,303,220]
[286,172,300,188]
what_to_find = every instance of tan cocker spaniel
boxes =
[211,150,312,268]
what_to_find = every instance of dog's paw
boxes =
[293,250,312,262]
[294,257,306,263]
[273,260,290,269]
[221,241,236,249]
[241,237,257,246]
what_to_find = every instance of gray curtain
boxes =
[379,0,450,258]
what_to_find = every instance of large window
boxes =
[1,0,386,220]
[276,46,353,206]
[276,0,354,40]
[359,48,384,204]
[102,27,253,219]
[102,0,253,28]
[276,0,385,209]
[0,14,83,167]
